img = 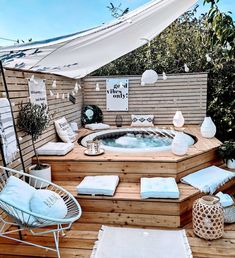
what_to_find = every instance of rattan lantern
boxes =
[193,195,224,240]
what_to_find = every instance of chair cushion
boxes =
[54,117,76,143]
[131,114,154,127]
[30,190,67,219]
[76,176,119,196]
[140,177,180,199]
[36,142,74,156]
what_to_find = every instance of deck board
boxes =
[0,222,235,258]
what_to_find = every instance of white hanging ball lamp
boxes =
[173,111,185,128]
[141,69,158,85]
[162,72,167,80]
[49,90,54,97]
[52,80,57,89]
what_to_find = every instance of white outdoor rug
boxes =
[91,226,192,258]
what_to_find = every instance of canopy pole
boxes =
[0,61,26,173]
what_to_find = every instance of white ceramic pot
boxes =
[227,159,235,169]
[171,131,188,156]
[29,164,51,188]
[200,117,216,138]
[173,111,185,128]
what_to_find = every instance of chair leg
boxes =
[53,231,61,258]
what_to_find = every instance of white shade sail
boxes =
[0,0,197,78]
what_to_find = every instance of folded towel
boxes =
[0,98,18,164]
[216,192,234,207]
[141,177,180,199]
[181,166,235,194]
[85,123,110,130]
[76,175,119,196]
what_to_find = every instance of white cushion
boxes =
[85,123,110,130]
[131,115,154,127]
[0,176,36,224]
[54,117,76,143]
[36,142,74,156]
[76,176,119,196]
[30,190,67,219]
[181,166,235,194]
[141,177,180,199]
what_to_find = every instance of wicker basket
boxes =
[224,196,235,223]
[193,195,224,240]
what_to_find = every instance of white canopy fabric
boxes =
[0,0,197,78]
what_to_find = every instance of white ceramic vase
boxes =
[171,131,188,156]
[200,117,216,138]
[227,159,235,169]
[173,111,185,128]
[29,164,51,188]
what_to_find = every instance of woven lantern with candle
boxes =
[192,195,224,240]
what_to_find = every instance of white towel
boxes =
[181,166,235,194]
[85,123,110,130]
[216,192,234,207]
[0,98,18,164]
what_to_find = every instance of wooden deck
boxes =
[39,125,223,183]
[0,222,235,258]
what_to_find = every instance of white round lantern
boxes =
[171,131,188,156]
[173,111,185,128]
[200,117,216,138]
[141,69,158,84]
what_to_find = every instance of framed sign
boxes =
[28,78,47,106]
[106,78,128,111]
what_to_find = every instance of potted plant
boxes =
[17,102,50,187]
[218,141,235,169]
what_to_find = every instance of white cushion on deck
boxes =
[181,166,235,194]
[85,123,110,130]
[36,142,74,156]
[76,176,119,196]
[140,177,180,199]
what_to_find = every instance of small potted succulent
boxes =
[218,141,235,169]
[17,102,51,187]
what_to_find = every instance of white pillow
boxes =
[54,117,76,143]
[76,175,119,196]
[0,176,36,210]
[30,190,67,219]
[131,115,154,127]
[0,176,36,225]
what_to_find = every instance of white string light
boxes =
[56,92,59,99]
[49,90,54,96]
[162,72,167,80]
[1,92,6,97]
[62,93,65,99]
[205,54,212,62]
[52,80,57,89]
[30,74,38,84]
[74,82,79,93]
[184,64,189,72]
[96,83,100,91]
[67,93,70,99]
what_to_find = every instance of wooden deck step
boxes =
[55,177,235,228]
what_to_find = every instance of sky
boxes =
[0,0,234,46]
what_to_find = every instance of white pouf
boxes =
[141,177,180,199]
[30,190,67,219]
[76,176,119,196]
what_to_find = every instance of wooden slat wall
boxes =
[0,68,82,170]
[82,73,208,125]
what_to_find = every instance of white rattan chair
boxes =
[0,166,82,258]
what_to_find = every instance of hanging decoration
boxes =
[74,82,79,93]
[162,72,167,80]
[52,80,57,89]
[141,40,158,85]
[96,83,100,91]
[28,77,47,106]
[184,64,189,72]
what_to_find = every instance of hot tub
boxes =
[80,128,195,153]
